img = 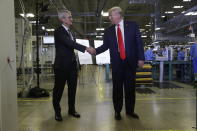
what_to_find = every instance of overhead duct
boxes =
[128,0,156,5]
[162,5,197,34]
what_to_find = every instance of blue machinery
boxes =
[152,61,192,82]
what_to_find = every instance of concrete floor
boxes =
[18,65,196,131]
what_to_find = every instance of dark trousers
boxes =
[53,67,78,114]
[112,60,136,114]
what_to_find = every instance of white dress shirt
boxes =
[115,20,125,48]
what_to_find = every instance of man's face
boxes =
[108,11,121,25]
[60,12,73,27]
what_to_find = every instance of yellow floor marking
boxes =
[123,129,196,131]
[137,97,197,101]
[17,96,196,102]
[18,97,52,102]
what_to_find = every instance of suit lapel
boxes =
[124,21,129,54]
[61,26,69,36]
[61,26,75,40]
[111,25,119,50]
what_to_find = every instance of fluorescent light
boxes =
[185,12,193,15]
[20,13,35,18]
[42,26,45,30]
[140,29,145,32]
[141,35,147,38]
[182,11,185,13]
[96,36,102,38]
[173,6,183,8]
[165,11,174,14]
[185,11,197,16]
[26,13,35,17]
[145,25,151,27]
[101,11,109,17]
[20,14,25,17]
[29,21,36,24]
[46,29,55,32]
[96,28,105,31]
[153,41,159,44]
[183,0,191,2]
[155,28,161,30]
[161,16,165,18]
[194,12,197,15]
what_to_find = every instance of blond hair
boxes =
[108,6,123,17]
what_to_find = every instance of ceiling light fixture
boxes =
[173,6,184,8]
[140,29,145,32]
[183,0,191,2]
[29,21,37,24]
[96,28,105,31]
[101,11,109,17]
[42,26,45,30]
[20,13,35,18]
[165,11,174,14]
[153,41,159,44]
[46,29,55,32]
[185,11,197,16]
[96,36,102,38]
[155,28,161,30]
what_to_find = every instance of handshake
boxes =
[86,47,96,55]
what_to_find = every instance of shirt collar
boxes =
[62,24,69,31]
[117,19,124,27]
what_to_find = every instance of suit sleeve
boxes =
[95,30,109,55]
[54,30,86,53]
[135,23,145,61]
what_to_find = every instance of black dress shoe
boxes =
[68,111,81,118]
[126,112,139,119]
[115,112,122,120]
[55,113,63,121]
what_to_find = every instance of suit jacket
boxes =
[53,25,86,70]
[96,21,145,72]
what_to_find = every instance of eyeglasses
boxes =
[62,16,73,19]
[67,16,72,19]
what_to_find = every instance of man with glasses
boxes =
[53,10,93,121]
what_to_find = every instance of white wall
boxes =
[0,0,17,131]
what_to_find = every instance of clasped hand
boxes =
[86,47,96,55]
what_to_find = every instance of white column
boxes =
[0,0,17,130]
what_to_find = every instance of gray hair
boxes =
[58,10,71,19]
[108,6,123,17]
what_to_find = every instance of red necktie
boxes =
[117,24,126,60]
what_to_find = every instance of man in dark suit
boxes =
[53,10,93,121]
[88,7,145,120]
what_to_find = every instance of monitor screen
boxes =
[43,36,54,44]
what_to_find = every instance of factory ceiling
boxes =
[14,0,197,44]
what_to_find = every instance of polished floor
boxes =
[18,65,196,131]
